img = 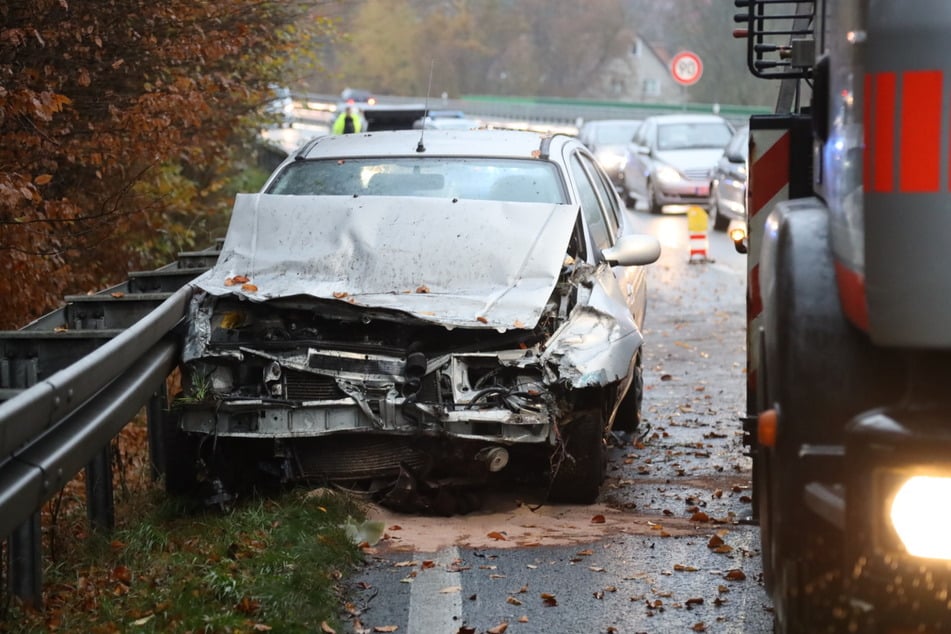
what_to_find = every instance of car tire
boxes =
[646,180,662,214]
[160,408,200,495]
[548,410,606,504]
[612,354,642,433]
[709,191,730,232]
[622,183,637,209]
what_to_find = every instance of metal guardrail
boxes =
[0,245,211,606]
[0,285,190,539]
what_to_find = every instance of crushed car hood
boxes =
[191,193,578,329]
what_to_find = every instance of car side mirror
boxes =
[602,234,661,266]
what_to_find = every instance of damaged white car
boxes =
[167,129,660,511]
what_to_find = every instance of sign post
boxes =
[670,50,703,108]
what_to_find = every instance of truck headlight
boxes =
[889,475,951,560]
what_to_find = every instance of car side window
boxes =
[578,153,621,238]
[570,154,612,254]
[585,157,621,237]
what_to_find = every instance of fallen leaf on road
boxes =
[674,564,698,572]
[487,624,508,634]
[591,514,606,524]
[518,616,529,623]
[724,569,747,581]
[439,586,461,594]
[487,531,507,541]
[374,627,399,633]
[507,596,523,606]
[692,623,707,632]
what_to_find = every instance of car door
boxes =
[624,118,654,202]
[567,149,644,323]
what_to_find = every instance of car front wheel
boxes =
[548,410,606,504]
[646,180,663,214]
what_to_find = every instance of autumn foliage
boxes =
[0,0,336,329]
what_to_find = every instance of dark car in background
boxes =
[708,124,748,231]
[621,113,734,214]
[577,119,642,192]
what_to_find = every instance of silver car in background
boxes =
[621,113,734,213]
[169,129,661,511]
[577,119,643,192]
[708,124,749,232]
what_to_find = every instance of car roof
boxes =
[295,129,567,160]
[582,119,642,128]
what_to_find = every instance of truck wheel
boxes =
[548,411,606,503]
[760,202,902,632]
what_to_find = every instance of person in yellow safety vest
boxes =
[332,106,363,134]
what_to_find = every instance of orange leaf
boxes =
[34,174,53,185]
[373,627,398,633]
[333,291,349,299]
[321,622,336,633]
[487,531,507,541]
[110,291,125,298]
[232,274,249,284]
[112,565,132,584]
[487,624,508,634]
[241,283,258,293]
[476,316,488,324]
[415,285,429,293]
[591,514,606,524]
[724,569,747,581]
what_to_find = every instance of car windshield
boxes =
[266,157,568,203]
[592,122,641,144]
[656,122,734,151]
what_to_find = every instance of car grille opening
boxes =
[684,168,711,181]
[285,369,347,400]
[291,435,428,480]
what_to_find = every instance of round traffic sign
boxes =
[671,51,703,86]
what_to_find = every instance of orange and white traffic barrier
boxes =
[687,205,709,262]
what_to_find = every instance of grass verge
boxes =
[3,425,365,633]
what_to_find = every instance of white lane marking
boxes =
[407,546,463,633]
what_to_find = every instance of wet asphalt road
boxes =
[341,206,774,633]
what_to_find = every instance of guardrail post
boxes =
[147,385,168,480]
[9,513,42,608]
[85,445,115,532]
